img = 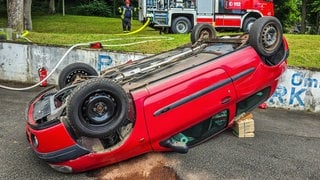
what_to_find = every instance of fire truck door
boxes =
[214,0,242,27]
[224,0,243,10]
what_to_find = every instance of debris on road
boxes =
[96,153,180,180]
[259,102,268,109]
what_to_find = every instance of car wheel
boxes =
[66,78,128,138]
[171,17,192,34]
[243,17,257,32]
[249,16,283,57]
[58,62,98,89]
[190,23,217,44]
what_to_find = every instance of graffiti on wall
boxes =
[97,54,113,72]
[268,69,320,112]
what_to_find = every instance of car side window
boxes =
[170,110,229,147]
[236,87,271,115]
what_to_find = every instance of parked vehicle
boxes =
[25,17,288,173]
[139,0,274,33]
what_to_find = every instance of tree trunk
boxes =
[62,0,65,16]
[317,12,320,34]
[24,0,32,31]
[301,0,307,34]
[7,0,24,32]
[48,0,56,14]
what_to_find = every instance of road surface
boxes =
[0,84,319,179]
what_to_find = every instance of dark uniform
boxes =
[119,4,135,32]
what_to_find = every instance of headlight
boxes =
[31,134,38,148]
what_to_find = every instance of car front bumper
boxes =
[25,88,90,164]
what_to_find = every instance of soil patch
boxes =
[95,153,181,180]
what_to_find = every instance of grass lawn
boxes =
[284,34,320,70]
[1,15,319,69]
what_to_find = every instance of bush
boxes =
[0,30,7,40]
[0,0,6,17]
[32,1,49,15]
[72,0,112,17]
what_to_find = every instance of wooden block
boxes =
[235,112,253,122]
[233,126,254,134]
[234,119,254,131]
[233,114,255,138]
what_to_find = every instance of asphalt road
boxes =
[0,85,319,180]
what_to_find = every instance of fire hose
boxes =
[0,18,173,91]
[115,18,151,36]
[0,36,174,91]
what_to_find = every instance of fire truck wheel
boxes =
[66,78,129,138]
[58,62,98,89]
[243,17,257,32]
[190,23,217,45]
[171,17,192,34]
[249,16,283,57]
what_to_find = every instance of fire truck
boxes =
[138,0,274,33]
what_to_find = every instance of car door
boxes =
[143,68,237,149]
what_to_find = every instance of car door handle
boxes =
[221,96,231,104]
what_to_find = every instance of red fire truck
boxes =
[138,0,274,33]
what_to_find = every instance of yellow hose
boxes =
[115,18,150,36]
[19,18,150,40]
[21,30,29,37]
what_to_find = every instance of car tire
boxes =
[190,23,217,44]
[243,17,257,32]
[171,17,192,34]
[249,16,283,57]
[58,63,98,89]
[66,78,128,138]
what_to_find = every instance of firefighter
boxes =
[118,0,136,33]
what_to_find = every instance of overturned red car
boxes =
[26,17,289,173]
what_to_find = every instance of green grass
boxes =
[25,15,190,54]
[285,34,320,70]
[1,15,320,69]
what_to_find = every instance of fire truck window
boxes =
[217,0,232,14]
[217,0,243,14]
[190,0,196,8]
[219,0,224,12]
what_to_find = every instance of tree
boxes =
[310,0,320,34]
[274,0,299,32]
[7,0,24,32]
[6,0,33,32]
[48,0,56,14]
[300,0,307,33]
[24,0,32,31]
[299,0,320,34]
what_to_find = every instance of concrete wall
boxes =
[0,42,319,113]
[267,68,320,112]
[0,42,147,84]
